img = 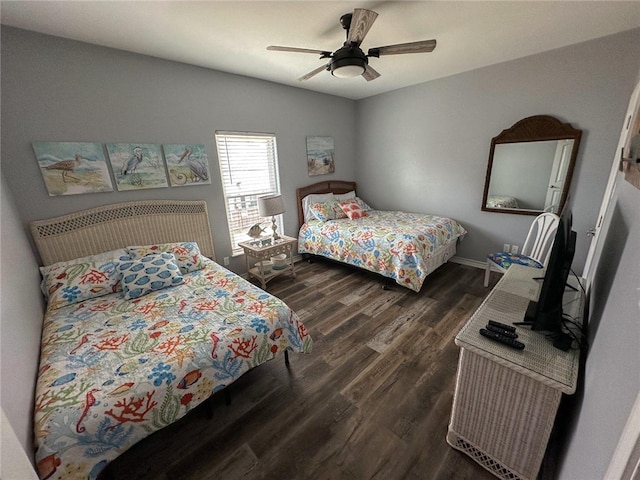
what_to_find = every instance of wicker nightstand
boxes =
[238,235,297,289]
[447,264,583,480]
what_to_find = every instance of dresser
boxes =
[447,264,583,480]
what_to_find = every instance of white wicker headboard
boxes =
[30,200,215,266]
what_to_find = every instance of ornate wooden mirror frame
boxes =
[482,115,582,216]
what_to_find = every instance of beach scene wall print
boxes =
[106,143,168,191]
[163,144,211,186]
[306,136,335,176]
[33,142,114,196]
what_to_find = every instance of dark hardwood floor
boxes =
[106,259,503,480]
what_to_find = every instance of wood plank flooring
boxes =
[105,260,504,480]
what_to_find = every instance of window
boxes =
[215,131,281,255]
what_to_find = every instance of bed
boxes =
[486,195,519,209]
[29,200,312,480]
[296,181,467,292]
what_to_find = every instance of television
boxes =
[522,208,577,350]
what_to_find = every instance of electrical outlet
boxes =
[223,256,230,266]
[503,243,510,252]
[511,245,519,254]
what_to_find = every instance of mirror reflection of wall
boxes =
[489,141,556,210]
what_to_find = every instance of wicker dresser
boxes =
[447,264,583,480]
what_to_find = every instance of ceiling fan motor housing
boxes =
[330,45,368,78]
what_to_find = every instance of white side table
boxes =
[238,235,297,289]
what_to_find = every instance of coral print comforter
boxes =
[34,258,312,480]
[298,210,467,292]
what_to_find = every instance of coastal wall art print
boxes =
[106,143,168,191]
[163,144,211,186]
[33,141,114,196]
[306,136,335,176]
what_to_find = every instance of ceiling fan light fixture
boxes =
[330,46,367,78]
[331,62,366,78]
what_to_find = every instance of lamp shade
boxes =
[258,194,285,217]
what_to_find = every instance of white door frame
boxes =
[583,80,640,287]
[605,390,640,479]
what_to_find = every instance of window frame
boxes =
[215,131,282,256]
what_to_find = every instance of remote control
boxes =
[479,328,525,350]
[485,324,518,338]
[487,320,516,333]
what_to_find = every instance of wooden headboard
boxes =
[296,180,357,227]
[30,200,215,266]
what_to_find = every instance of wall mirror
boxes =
[482,115,582,216]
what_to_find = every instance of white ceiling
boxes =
[2,1,640,100]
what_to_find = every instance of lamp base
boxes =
[271,216,280,241]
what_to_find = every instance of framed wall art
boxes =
[306,136,335,176]
[106,143,168,191]
[163,144,211,186]
[32,141,114,196]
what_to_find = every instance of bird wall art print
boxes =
[33,142,114,196]
[106,143,168,191]
[163,144,211,187]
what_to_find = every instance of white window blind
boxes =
[215,131,281,255]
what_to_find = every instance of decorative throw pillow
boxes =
[127,242,207,273]
[40,248,131,309]
[302,193,335,223]
[339,199,369,220]
[310,201,347,222]
[354,197,372,211]
[119,252,184,300]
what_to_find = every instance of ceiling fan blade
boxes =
[362,65,381,82]
[369,39,437,56]
[298,64,329,81]
[347,8,378,46]
[267,45,331,56]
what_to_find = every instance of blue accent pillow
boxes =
[119,252,184,300]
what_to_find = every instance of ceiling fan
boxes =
[267,8,436,82]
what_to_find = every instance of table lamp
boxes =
[258,194,285,241]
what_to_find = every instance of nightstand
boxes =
[238,235,297,289]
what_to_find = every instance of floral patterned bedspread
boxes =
[34,259,312,480]
[298,210,467,292]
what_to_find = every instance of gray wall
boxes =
[0,177,45,457]
[0,26,356,273]
[355,28,640,275]
[559,76,640,478]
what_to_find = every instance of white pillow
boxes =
[302,193,335,223]
[334,190,356,202]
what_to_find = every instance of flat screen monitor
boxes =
[523,210,576,348]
